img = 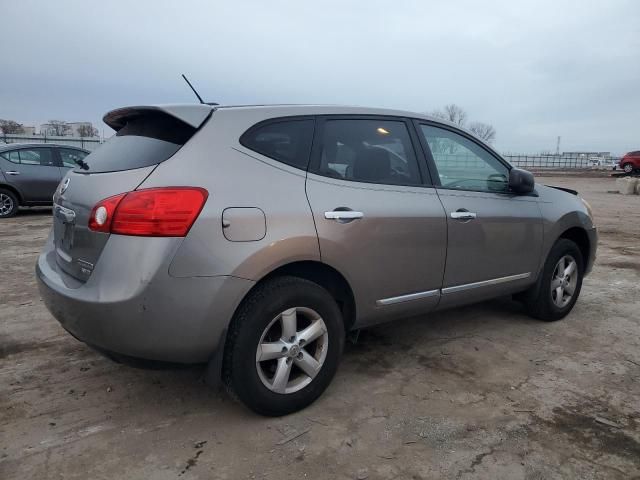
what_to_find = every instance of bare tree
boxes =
[47,120,71,136]
[431,104,468,126]
[0,119,25,134]
[469,122,496,143]
[77,124,99,137]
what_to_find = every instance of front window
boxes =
[419,125,509,193]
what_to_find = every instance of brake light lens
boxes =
[88,187,208,237]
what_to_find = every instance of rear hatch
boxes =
[52,104,212,283]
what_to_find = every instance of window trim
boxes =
[239,115,316,172]
[412,119,515,195]
[308,114,431,188]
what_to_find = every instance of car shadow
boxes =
[16,207,53,217]
[57,296,537,421]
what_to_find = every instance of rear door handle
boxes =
[450,211,477,220]
[5,171,20,175]
[324,210,364,221]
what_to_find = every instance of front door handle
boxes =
[450,210,477,220]
[324,210,364,222]
[5,171,20,175]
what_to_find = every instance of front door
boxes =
[306,117,447,326]
[416,123,543,308]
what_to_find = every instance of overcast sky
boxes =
[2,0,639,154]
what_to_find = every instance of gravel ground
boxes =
[1,175,639,479]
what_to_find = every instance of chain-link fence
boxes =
[504,154,620,170]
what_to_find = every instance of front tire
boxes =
[622,163,634,174]
[0,189,19,218]
[223,276,344,416]
[522,239,584,321]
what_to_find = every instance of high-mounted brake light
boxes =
[88,187,208,237]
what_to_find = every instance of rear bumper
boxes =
[36,233,254,363]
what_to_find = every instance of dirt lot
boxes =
[2,175,639,480]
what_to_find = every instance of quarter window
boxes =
[0,151,20,163]
[59,148,88,168]
[316,119,421,186]
[241,119,314,170]
[419,125,509,193]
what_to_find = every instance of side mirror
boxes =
[509,168,535,194]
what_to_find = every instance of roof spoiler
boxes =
[103,104,214,131]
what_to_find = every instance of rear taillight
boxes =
[88,193,125,233]
[88,187,208,237]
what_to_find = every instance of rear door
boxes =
[0,147,62,202]
[305,116,447,326]
[415,122,543,308]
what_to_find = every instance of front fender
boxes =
[536,185,596,276]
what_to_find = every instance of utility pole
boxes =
[556,136,561,155]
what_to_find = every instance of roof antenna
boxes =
[182,74,205,104]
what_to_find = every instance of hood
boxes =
[545,184,578,196]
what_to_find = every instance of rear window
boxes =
[240,119,314,170]
[74,114,198,173]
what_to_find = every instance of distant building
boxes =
[39,121,98,138]
[21,126,36,135]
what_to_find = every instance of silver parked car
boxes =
[0,143,90,217]
[36,104,597,415]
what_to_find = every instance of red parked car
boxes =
[620,151,640,173]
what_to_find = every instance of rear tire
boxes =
[0,189,19,218]
[223,276,344,416]
[522,239,584,321]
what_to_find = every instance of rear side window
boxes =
[74,113,198,173]
[59,148,89,168]
[240,119,314,170]
[314,119,422,186]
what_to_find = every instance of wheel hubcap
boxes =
[624,164,633,173]
[550,255,578,308]
[256,307,328,394]
[0,194,14,216]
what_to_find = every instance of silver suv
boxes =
[36,104,597,415]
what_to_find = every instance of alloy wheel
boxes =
[255,307,329,394]
[623,163,633,173]
[0,193,14,216]
[550,255,578,308]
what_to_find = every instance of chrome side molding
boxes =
[376,289,440,306]
[441,272,531,295]
[377,272,531,306]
